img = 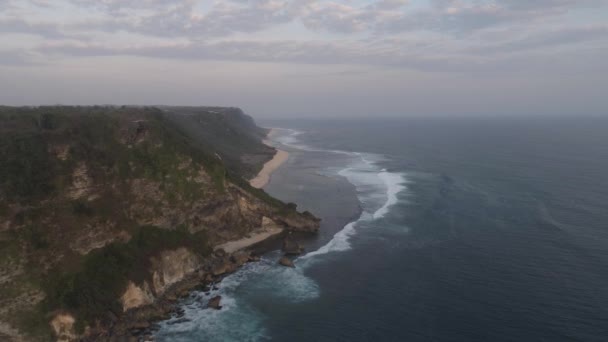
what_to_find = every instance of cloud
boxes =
[0,18,71,39]
[36,30,608,75]
[470,25,608,54]
[66,0,293,38]
[1,0,607,73]
[0,49,41,65]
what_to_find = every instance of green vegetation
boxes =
[72,200,94,216]
[22,225,50,250]
[226,169,284,208]
[0,132,55,200]
[42,226,211,332]
[0,105,302,339]
[164,107,272,178]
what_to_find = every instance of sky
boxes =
[0,0,607,118]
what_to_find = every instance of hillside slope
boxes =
[0,106,319,341]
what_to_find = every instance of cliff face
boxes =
[162,106,275,179]
[0,106,319,341]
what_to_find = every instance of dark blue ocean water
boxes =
[157,117,608,342]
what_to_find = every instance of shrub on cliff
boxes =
[42,226,211,332]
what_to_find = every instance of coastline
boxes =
[215,226,283,254]
[250,128,289,189]
[106,129,307,340]
[154,122,362,341]
[208,129,289,254]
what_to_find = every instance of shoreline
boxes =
[249,128,289,189]
[214,226,283,254]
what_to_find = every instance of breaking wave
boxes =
[155,127,408,341]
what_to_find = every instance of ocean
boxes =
[156,116,608,341]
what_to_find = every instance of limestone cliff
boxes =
[0,106,319,341]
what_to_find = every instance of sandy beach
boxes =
[211,130,289,254]
[214,226,283,254]
[249,129,289,189]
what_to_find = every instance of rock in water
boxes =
[278,256,295,268]
[282,237,304,255]
[231,251,251,266]
[208,296,222,310]
[211,258,235,276]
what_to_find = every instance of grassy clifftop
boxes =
[162,106,274,178]
[0,106,313,341]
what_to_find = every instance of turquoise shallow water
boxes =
[157,117,608,342]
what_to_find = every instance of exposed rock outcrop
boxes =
[231,251,251,265]
[282,236,304,255]
[0,106,320,342]
[68,162,93,200]
[150,248,201,296]
[278,257,295,268]
[121,282,155,312]
[50,314,76,342]
[208,296,222,310]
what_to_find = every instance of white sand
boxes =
[249,129,289,189]
[212,130,288,253]
[214,227,283,253]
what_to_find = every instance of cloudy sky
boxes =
[1,0,607,117]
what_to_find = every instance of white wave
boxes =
[374,170,408,219]
[298,157,407,260]
[272,128,303,148]
[156,128,408,341]
[156,253,322,341]
[271,127,358,156]
[271,128,408,261]
[249,262,320,301]
[299,219,359,261]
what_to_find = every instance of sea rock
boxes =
[208,296,222,310]
[278,256,295,268]
[211,258,234,276]
[231,251,251,266]
[249,255,261,262]
[131,321,150,330]
[196,284,211,293]
[282,237,304,255]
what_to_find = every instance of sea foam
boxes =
[156,127,408,341]
[290,134,407,261]
[374,170,408,220]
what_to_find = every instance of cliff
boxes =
[0,106,319,341]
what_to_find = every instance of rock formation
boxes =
[279,257,296,268]
[0,106,320,341]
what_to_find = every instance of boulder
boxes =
[249,255,261,262]
[211,258,234,276]
[208,296,222,310]
[231,251,251,266]
[131,321,150,330]
[214,248,227,258]
[282,237,304,255]
[278,256,295,268]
